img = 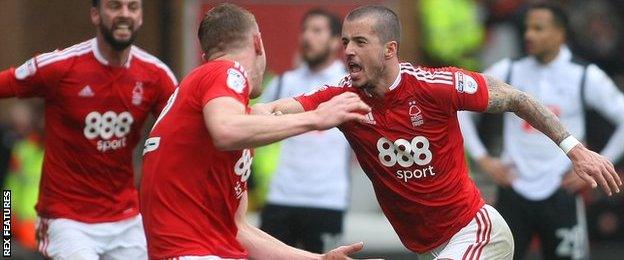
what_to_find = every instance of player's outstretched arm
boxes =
[0,69,18,98]
[235,192,365,260]
[482,74,622,195]
[205,92,369,150]
[251,97,306,116]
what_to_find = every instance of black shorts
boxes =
[260,204,344,253]
[496,187,589,260]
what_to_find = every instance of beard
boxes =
[301,44,332,69]
[99,20,138,51]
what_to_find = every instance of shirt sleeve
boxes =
[197,64,249,107]
[584,64,624,162]
[151,67,178,116]
[1,51,68,99]
[294,84,349,111]
[423,67,489,113]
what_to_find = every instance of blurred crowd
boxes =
[1,0,623,258]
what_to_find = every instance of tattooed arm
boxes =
[483,75,622,195]
[484,75,569,143]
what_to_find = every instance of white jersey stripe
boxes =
[402,70,454,85]
[37,40,92,64]
[38,47,92,68]
[131,47,178,85]
[36,41,90,63]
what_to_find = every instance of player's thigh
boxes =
[495,187,533,259]
[37,218,99,260]
[537,191,588,260]
[300,207,344,253]
[433,205,514,260]
[101,215,147,260]
[260,204,297,242]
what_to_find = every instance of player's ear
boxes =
[253,33,264,56]
[384,41,398,60]
[201,53,207,62]
[90,6,101,26]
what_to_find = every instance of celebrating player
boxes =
[139,3,369,260]
[0,0,177,258]
[255,5,622,259]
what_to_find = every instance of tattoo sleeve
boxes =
[484,74,570,143]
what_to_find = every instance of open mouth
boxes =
[113,23,132,36]
[348,61,363,74]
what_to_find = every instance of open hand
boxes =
[321,242,364,260]
[567,144,622,196]
[313,92,370,130]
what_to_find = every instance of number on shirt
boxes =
[376,137,432,167]
[83,111,134,140]
[234,149,253,182]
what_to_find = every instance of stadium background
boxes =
[0,0,622,259]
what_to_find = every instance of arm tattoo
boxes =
[484,75,570,143]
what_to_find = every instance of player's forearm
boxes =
[264,97,306,114]
[484,75,570,144]
[210,112,319,150]
[237,222,319,260]
[0,69,18,98]
[599,122,624,162]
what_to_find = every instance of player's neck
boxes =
[370,62,400,99]
[96,36,131,67]
[536,47,561,65]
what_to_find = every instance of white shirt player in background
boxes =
[459,3,624,260]
[259,9,351,253]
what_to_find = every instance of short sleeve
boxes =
[1,51,68,98]
[198,64,249,107]
[423,67,489,113]
[294,84,349,111]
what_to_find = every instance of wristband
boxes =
[559,135,580,154]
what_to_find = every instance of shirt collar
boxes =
[388,64,402,91]
[92,38,133,68]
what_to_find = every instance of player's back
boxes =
[140,60,250,259]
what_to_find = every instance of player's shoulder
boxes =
[130,46,178,85]
[399,62,455,87]
[190,60,249,94]
[34,39,94,69]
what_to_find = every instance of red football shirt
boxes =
[0,38,177,223]
[295,63,489,253]
[140,60,251,259]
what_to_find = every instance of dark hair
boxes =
[198,3,257,57]
[92,0,99,7]
[345,5,401,44]
[527,2,570,35]
[301,8,342,37]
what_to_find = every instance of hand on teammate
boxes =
[567,144,622,196]
[477,156,515,187]
[250,103,273,115]
[320,242,372,260]
[313,92,370,130]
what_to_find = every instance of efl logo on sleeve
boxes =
[226,68,246,94]
[14,58,37,80]
[455,72,478,94]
